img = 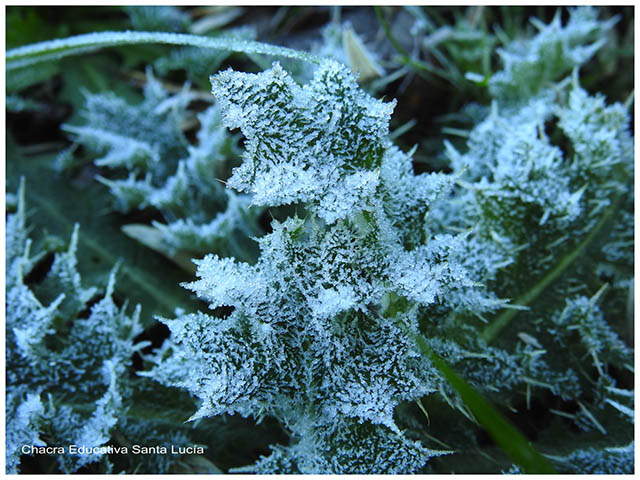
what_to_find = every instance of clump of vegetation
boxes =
[6,5,633,474]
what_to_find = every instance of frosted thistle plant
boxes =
[145,59,489,473]
[5,181,141,473]
[5,182,208,474]
[5,4,633,475]
[439,7,633,298]
[488,6,618,101]
[455,78,632,294]
[426,8,633,471]
[146,12,633,472]
[63,70,261,257]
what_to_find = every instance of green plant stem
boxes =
[406,327,556,473]
[6,31,320,71]
[481,195,622,343]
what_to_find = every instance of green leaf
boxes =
[6,62,59,93]
[408,329,556,474]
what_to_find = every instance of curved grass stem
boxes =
[7,31,320,71]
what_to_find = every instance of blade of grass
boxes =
[405,326,556,473]
[7,30,320,71]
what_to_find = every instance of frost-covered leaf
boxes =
[63,70,190,179]
[211,59,395,223]
[555,442,634,474]
[242,419,450,474]
[489,7,617,100]
[52,360,123,473]
[5,184,139,473]
[64,72,262,256]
